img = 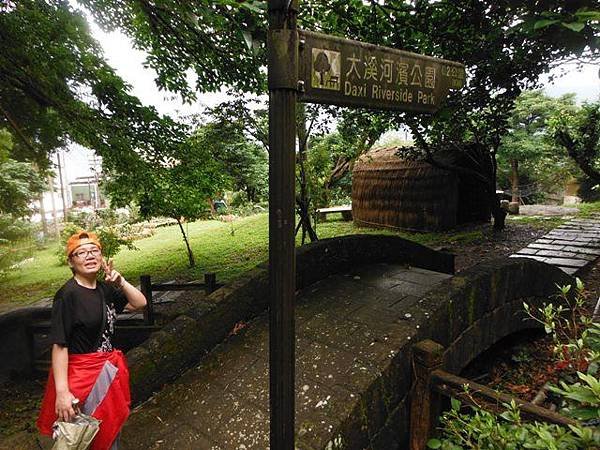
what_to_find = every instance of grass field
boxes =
[0,212,500,309]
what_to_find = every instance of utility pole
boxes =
[89,154,101,208]
[48,174,60,240]
[268,1,298,448]
[56,151,68,220]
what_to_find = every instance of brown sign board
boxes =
[298,30,466,113]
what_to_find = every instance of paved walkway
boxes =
[511,215,600,275]
[120,263,451,449]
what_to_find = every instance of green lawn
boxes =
[576,201,600,217]
[0,210,571,308]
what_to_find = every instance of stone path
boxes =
[120,263,452,449]
[517,205,579,217]
[511,215,600,275]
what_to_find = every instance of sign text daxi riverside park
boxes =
[298,30,465,112]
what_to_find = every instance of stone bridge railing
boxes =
[336,256,573,449]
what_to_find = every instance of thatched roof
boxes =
[352,147,458,231]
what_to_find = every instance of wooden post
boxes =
[204,272,217,294]
[140,275,154,326]
[410,340,445,450]
[268,1,298,448]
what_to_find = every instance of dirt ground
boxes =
[447,219,555,273]
[0,217,581,445]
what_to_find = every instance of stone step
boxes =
[534,239,600,249]
[516,248,596,261]
[510,254,587,269]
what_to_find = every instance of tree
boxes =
[204,94,269,152]
[498,91,578,203]
[552,102,600,184]
[104,137,228,268]
[0,129,44,220]
[207,97,331,243]
[0,1,187,175]
[191,119,268,203]
[325,109,395,194]
[78,0,267,101]
[5,0,598,234]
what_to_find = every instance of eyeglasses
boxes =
[72,248,101,259]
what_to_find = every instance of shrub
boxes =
[427,398,600,450]
[56,223,137,265]
[430,281,600,449]
[0,216,36,278]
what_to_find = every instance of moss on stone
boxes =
[468,288,476,325]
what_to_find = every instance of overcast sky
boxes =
[63,19,599,182]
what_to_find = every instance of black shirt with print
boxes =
[50,278,128,354]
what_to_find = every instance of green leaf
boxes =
[567,407,600,420]
[574,11,600,21]
[451,398,461,411]
[427,438,442,449]
[534,19,560,30]
[562,22,586,32]
[239,1,266,14]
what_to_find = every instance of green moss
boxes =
[468,289,476,325]
[447,299,454,334]
[451,276,467,289]
[127,347,158,392]
[506,215,565,230]
[358,396,370,434]
[490,272,498,306]
[380,377,394,413]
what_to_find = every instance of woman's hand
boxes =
[55,390,77,422]
[103,258,123,288]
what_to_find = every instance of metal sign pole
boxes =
[268,1,298,449]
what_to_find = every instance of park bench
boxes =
[315,205,353,222]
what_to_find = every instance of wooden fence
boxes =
[140,272,221,325]
[409,339,578,450]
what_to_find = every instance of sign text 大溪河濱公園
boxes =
[299,30,465,113]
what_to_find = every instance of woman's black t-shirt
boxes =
[50,278,128,354]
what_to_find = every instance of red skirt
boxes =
[37,350,131,450]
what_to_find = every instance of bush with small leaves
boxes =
[427,399,600,450]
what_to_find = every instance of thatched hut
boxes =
[352,147,489,231]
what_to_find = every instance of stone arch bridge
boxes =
[117,235,572,449]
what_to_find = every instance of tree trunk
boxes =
[295,198,318,243]
[38,191,48,237]
[491,198,507,230]
[295,103,318,243]
[176,217,195,268]
[510,158,520,203]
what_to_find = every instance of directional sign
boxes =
[298,30,465,113]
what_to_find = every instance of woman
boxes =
[37,231,146,450]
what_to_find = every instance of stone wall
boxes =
[335,257,572,449]
[0,307,51,381]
